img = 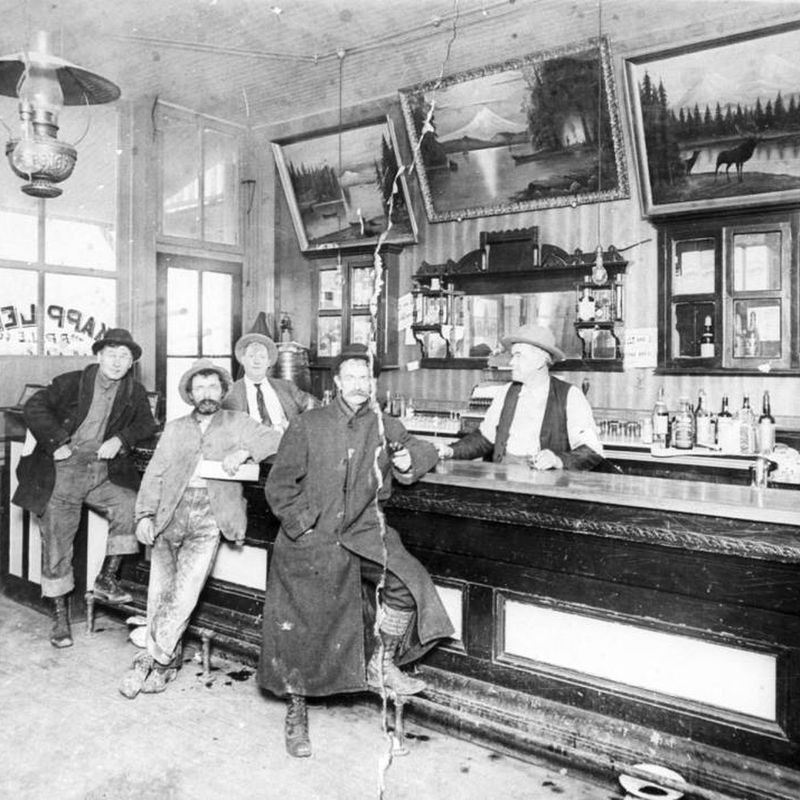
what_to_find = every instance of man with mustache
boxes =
[12,328,157,648]
[119,359,281,698]
[258,343,454,758]
[439,323,603,470]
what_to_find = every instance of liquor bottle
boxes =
[716,394,736,452]
[652,387,669,449]
[718,395,732,418]
[699,316,715,358]
[739,394,757,454]
[745,311,760,357]
[758,390,776,454]
[673,396,695,450]
[694,389,713,447]
[577,286,596,322]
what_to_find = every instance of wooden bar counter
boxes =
[3,439,800,798]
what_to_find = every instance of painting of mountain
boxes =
[626,23,800,215]
[399,38,628,222]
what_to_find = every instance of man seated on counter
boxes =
[439,323,604,470]
[119,360,281,699]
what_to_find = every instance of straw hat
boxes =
[500,323,565,362]
[234,333,278,367]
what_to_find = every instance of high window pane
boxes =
[202,272,232,355]
[0,268,37,354]
[732,231,781,292]
[167,268,199,354]
[44,273,116,356]
[0,202,38,262]
[203,128,239,245]
[673,239,715,295]
[161,115,200,239]
[44,106,118,270]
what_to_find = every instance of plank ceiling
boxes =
[1,0,799,131]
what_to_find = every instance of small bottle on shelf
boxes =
[652,387,669,449]
[699,315,715,358]
[758,390,776,454]
[745,311,760,357]
[738,394,757,454]
[694,389,713,447]
[716,394,736,452]
[673,396,694,450]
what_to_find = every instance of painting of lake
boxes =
[626,23,800,214]
[399,38,628,222]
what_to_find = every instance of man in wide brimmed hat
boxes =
[440,323,603,470]
[119,358,281,699]
[223,332,317,435]
[12,328,158,649]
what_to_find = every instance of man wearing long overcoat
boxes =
[258,344,453,758]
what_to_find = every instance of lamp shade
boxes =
[0,52,120,106]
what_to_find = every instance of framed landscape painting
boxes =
[272,116,417,253]
[625,22,800,216]
[398,37,628,223]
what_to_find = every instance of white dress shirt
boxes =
[478,379,603,458]
[244,378,288,431]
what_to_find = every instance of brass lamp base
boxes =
[6,135,78,198]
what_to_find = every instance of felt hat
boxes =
[332,343,381,377]
[178,359,233,405]
[500,323,565,362]
[234,333,278,366]
[91,328,142,361]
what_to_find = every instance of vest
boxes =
[492,378,571,463]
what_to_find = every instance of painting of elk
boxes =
[714,136,760,182]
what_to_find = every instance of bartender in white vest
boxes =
[439,323,603,470]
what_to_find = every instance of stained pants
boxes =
[146,488,221,666]
[39,455,137,598]
[360,557,415,612]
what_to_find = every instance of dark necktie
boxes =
[255,383,271,425]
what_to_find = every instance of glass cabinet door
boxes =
[724,223,790,369]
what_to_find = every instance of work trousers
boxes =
[146,487,221,666]
[39,455,137,598]
[360,556,415,612]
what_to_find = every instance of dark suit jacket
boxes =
[222,377,318,424]
[12,364,158,516]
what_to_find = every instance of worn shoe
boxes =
[50,595,73,649]
[285,695,312,758]
[141,664,178,694]
[366,651,426,696]
[93,573,133,605]
[119,653,154,699]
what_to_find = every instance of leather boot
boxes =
[50,595,73,648]
[93,555,133,604]
[366,606,426,696]
[285,694,311,758]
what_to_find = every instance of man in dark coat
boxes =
[12,328,157,648]
[259,344,454,758]
[222,332,317,435]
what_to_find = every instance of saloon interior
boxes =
[3,1,800,799]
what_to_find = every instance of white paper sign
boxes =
[623,328,658,368]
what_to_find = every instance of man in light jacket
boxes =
[119,359,280,699]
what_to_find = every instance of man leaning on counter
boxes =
[439,323,604,470]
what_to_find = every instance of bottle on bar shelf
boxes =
[759,390,776,454]
[699,315,715,358]
[652,387,669,449]
[716,394,736,453]
[673,396,694,450]
[739,394,757,454]
[694,389,714,447]
[745,311,760,357]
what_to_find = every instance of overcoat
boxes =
[12,364,157,517]
[258,398,454,698]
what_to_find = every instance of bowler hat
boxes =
[501,323,565,362]
[92,328,142,361]
[234,333,278,367]
[178,359,233,405]
[332,343,381,377]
